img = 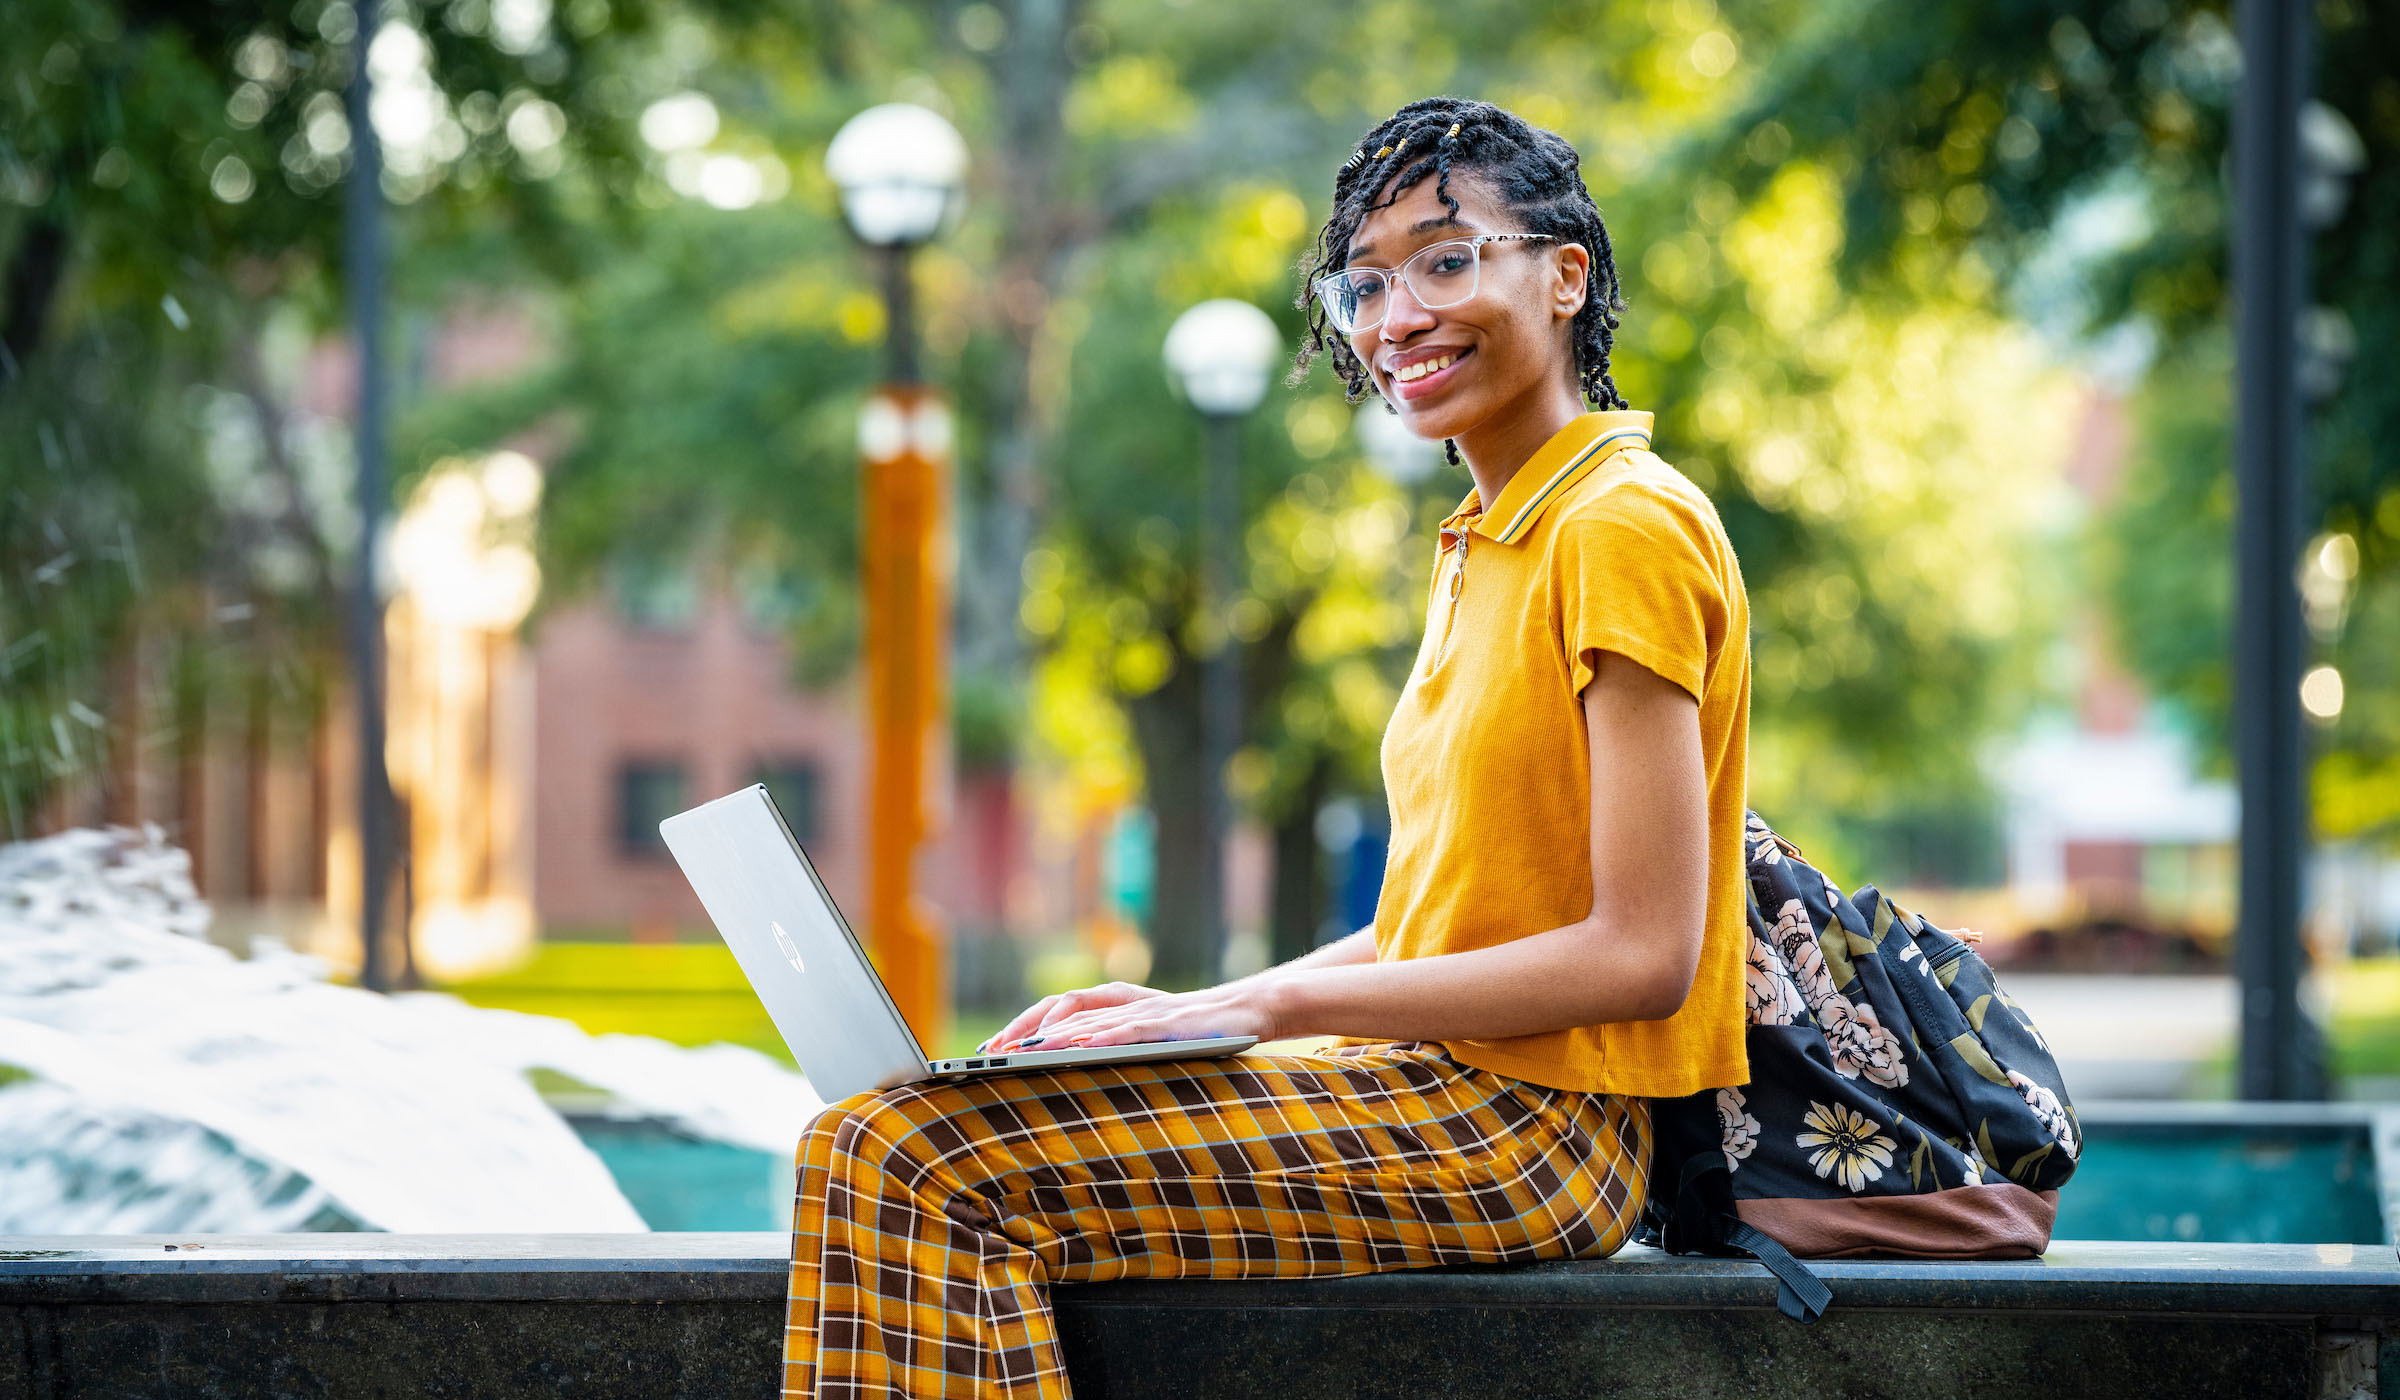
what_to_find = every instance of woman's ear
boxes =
[1552,242,1591,322]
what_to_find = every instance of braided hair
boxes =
[1291,97,1630,464]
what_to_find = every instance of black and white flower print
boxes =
[2008,1070,2079,1160]
[1770,900,1837,1008]
[1961,1145,1990,1186]
[1743,932,1807,1025]
[2014,1000,2054,1054]
[1745,812,1784,866]
[1717,1086,1761,1169]
[1821,998,1910,1089]
[1714,811,2082,1218]
[1764,897,1909,1088]
[1797,1100,1895,1193]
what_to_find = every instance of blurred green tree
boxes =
[28,0,2368,985]
[0,0,734,829]
[1683,0,2398,850]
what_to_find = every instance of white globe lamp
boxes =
[1163,299,1282,418]
[825,103,968,248]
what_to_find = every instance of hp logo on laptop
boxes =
[770,920,806,973]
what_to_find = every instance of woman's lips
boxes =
[1390,347,1472,403]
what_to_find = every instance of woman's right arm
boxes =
[1275,927,1378,972]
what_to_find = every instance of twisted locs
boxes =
[1291,97,1630,415]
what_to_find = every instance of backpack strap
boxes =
[1725,1219,1834,1323]
[1653,1102,1834,1324]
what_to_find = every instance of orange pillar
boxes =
[861,384,952,1047]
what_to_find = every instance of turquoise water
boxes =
[568,1117,2389,1243]
[569,1117,787,1232]
[2055,1122,2385,1245]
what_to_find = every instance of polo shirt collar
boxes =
[1445,411,1655,545]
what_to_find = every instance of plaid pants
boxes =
[783,1039,1651,1399]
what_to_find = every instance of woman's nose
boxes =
[1380,278,1438,339]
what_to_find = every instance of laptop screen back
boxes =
[660,786,929,1103]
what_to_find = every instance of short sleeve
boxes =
[1553,481,1727,702]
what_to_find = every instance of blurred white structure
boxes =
[1355,400,1443,484]
[1989,388,2400,957]
[1163,299,1281,418]
[1997,724,2237,925]
[0,826,822,1233]
[824,103,968,248]
[384,451,546,980]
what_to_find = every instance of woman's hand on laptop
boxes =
[982,981,1169,1054]
[992,979,1280,1052]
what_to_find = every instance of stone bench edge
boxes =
[2,1235,2395,1318]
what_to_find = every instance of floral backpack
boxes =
[1639,812,2081,1322]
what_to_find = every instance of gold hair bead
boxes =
[1374,144,1393,158]
[1445,122,1461,137]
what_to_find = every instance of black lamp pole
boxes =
[879,242,919,386]
[2232,0,2323,1099]
[1198,412,1241,985]
[345,14,392,993]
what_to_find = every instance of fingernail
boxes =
[1022,1036,1045,1047]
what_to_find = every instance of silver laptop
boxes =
[659,785,1256,1102]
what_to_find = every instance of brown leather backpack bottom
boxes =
[1736,1183,2060,1260]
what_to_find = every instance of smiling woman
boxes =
[1293,99,1634,477]
[776,97,1754,1400]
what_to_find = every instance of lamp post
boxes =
[345,7,394,992]
[2231,0,2327,1100]
[1162,299,1281,985]
[827,103,967,1044]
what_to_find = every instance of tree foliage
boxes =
[12,0,2395,951]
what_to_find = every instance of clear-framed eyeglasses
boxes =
[1312,233,1558,336]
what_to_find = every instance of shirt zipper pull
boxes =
[1434,532,1468,666]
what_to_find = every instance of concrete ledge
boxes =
[0,1233,786,1305]
[5,1234,2397,1313]
[5,1235,2396,1398]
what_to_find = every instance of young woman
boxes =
[782,96,1753,1399]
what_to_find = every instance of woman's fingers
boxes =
[986,983,1183,1052]
[1027,994,1196,1047]
[1021,983,1153,1034]
[1074,1021,1155,1048]
[981,994,1061,1052]
[1001,999,1150,1050]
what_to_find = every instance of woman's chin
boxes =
[1401,415,1459,449]
[1397,411,1469,446]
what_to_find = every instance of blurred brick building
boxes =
[526,580,1023,953]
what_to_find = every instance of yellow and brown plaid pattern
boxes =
[784,1039,1651,1398]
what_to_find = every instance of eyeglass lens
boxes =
[1320,239,1484,334]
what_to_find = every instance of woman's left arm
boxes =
[1039,650,1710,1049]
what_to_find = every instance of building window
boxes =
[753,760,822,845]
[608,552,698,631]
[618,761,688,857]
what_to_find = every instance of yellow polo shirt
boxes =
[1368,409,1752,1097]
